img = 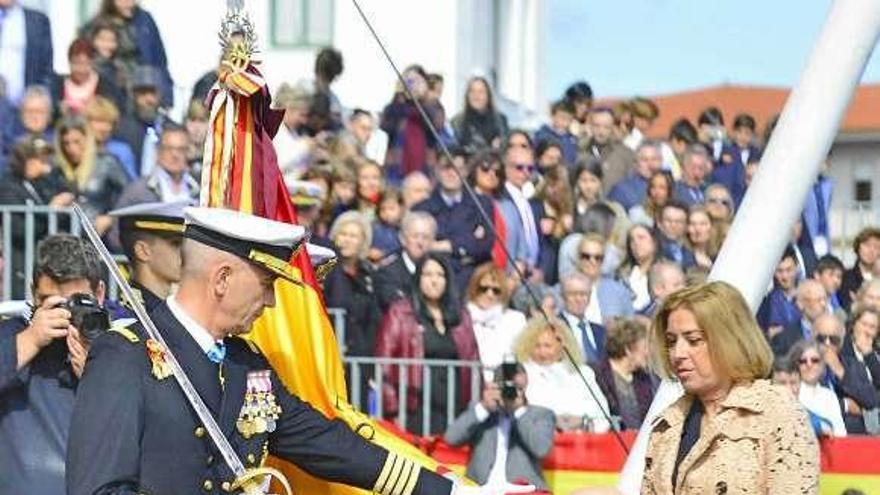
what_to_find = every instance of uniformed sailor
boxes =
[109,200,188,312]
[67,207,529,495]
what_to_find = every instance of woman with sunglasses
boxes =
[788,339,848,436]
[465,263,527,375]
[574,233,634,324]
[466,150,509,270]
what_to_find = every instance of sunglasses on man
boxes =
[815,334,842,346]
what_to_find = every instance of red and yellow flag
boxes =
[201,60,449,494]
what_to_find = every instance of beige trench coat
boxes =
[641,379,819,495]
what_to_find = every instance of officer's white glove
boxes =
[451,482,536,495]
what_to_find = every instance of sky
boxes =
[545,0,880,100]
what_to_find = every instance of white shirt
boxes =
[0,3,26,104]
[799,382,847,437]
[524,360,610,432]
[167,295,223,354]
[154,167,193,203]
[561,310,598,356]
[364,128,389,165]
[401,251,416,275]
[585,283,603,326]
[467,303,526,375]
[473,402,528,487]
[627,266,651,311]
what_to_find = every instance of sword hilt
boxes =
[231,467,292,495]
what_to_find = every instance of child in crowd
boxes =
[534,100,578,166]
[369,187,404,263]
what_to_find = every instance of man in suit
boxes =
[444,365,555,490]
[0,0,54,105]
[498,143,539,273]
[673,144,710,207]
[374,210,436,311]
[557,272,607,364]
[0,235,104,494]
[68,207,526,495]
[657,200,696,270]
[412,151,493,292]
[771,280,828,357]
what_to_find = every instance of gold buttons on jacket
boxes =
[246,453,256,465]
[194,426,206,438]
[221,481,232,492]
[202,479,213,491]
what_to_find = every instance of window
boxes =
[271,0,334,48]
[855,180,872,203]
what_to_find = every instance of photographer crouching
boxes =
[444,362,556,492]
[0,234,109,494]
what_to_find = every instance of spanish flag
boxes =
[200,54,450,494]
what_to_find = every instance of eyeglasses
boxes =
[815,334,842,346]
[478,162,501,174]
[514,164,536,174]
[798,356,821,366]
[706,197,731,207]
[479,285,502,295]
[580,252,604,262]
[161,145,188,153]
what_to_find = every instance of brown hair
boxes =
[651,281,773,381]
[852,227,880,254]
[465,262,511,305]
[606,318,648,360]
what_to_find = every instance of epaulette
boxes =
[109,318,140,343]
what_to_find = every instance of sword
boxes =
[73,204,290,495]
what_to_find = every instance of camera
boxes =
[55,293,110,342]
[500,361,519,401]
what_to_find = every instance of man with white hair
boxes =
[374,210,437,310]
[557,272,607,364]
[639,260,685,317]
[771,279,828,356]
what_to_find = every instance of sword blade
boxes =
[72,203,248,479]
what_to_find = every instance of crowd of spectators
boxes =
[1,0,879,488]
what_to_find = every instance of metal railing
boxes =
[342,356,482,437]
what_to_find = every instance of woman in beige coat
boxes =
[642,281,819,494]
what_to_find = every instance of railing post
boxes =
[2,210,11,301]
[23,205,35,296]
[397,363,407,430]
[351,359,361,410]
[446,365,455,430]
[422,365,431,436]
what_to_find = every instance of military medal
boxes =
[145,339,172,380]
[237,371,282,438]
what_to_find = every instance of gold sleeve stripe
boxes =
[388,459,413,495]
[373,452,397,494]
[400,464,421,495]
[381,454,406,495]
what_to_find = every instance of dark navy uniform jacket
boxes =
[66,302,452,495]
[412,190,494,292]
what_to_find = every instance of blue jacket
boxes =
[608,173,648,211]
[756,287,801,331]
[802,176,833,252]
[534,124,578,165]
[596,277,635,321]
[673,181,705,207]
[712,142,759,207]
[129,7,175,107]
[412,190,494,291]
[24,8,54,91]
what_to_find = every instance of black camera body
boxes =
[500,361,519,401]
[56,293,110,342]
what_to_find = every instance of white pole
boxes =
[617,0,880,492]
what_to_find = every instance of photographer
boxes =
[0,234,107,494]
[444,364,555,491]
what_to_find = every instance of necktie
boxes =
[578,319,598,362]
[206,341,226,364]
